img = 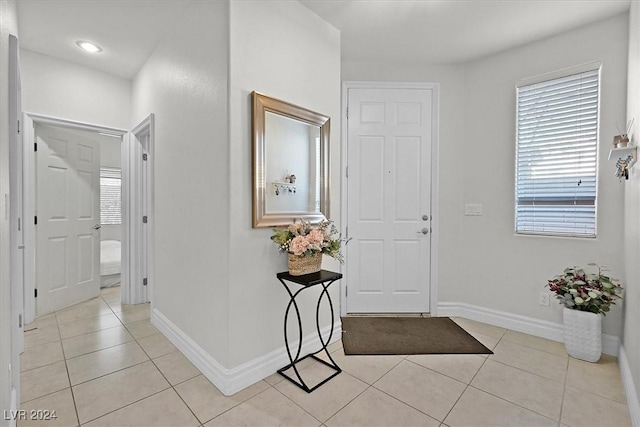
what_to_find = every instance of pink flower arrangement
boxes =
[271,219,347,262]
[289,236,310,255]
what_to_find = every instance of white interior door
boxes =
[346,87,433,313]
[36,124,101,314]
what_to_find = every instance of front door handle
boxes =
[417,228,429,235]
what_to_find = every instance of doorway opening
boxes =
[21,113,154,323]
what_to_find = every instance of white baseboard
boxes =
[438,302,620,357]
[151,308,341,396]
[619,345,640,426]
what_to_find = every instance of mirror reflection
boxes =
[264,112,321,214]
[252,91,330,228]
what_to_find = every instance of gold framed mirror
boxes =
[252,91,330,228]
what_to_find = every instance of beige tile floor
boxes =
[19,286,632,427]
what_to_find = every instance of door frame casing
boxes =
[340,81,440,317]
[121,115,155,306]
[8,34,23,413]
[21,113,153,321]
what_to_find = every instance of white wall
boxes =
[20,49,130,129]
[455,14,628,337]
[228,0,341,366]
[0,0,18,422]
[131,0,231,366]
[624,0,640,411]
[100,138,121,168]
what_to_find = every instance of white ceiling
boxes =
[300,0,632,64]
[16,0,192,79]
[16,0,631,80]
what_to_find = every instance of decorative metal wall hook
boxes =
[273,182,297,195]
[615,155,633,181]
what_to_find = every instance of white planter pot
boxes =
[563,307,602,362]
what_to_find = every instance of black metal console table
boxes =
[276,270,343,393]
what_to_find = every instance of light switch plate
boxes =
[464,203,483,216]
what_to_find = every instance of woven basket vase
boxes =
[563,307,602,362]
[288,252,322,276]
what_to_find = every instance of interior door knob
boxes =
[93,224,101,230]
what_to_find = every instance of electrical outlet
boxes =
[464,203,483,216]
[539,291,550,306]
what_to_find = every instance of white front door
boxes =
[346,86,434,313]
[36,124,101,314]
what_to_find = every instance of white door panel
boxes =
[36,124,100,314]
[347,88,433,313]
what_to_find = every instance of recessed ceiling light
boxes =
[76,41,102,53]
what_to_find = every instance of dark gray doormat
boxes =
[341,316,493,355]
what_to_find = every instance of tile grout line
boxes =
[486,357,568,386]
[269,343,371,425]
[438,354,490,425]
[23,291,146,424]
[464,384,560,424]
[319,369,373,423]
[78,388,171,426]
[55,304,82,427]
[199,384,274,425]
[66,293,124,426]
[74,291,128,426]
[403,354,484,386]
[74,291,174,426]
[59,324,125,341]
[101,290,212,425]
[271,368,371,426]
[500,336,569,359]
[68,294,152,387]
[461,330,561,422]
[269,357,342,424]
[461,329,563,424]
[558,354,570,427]
[372,325,506,424]
[19,343,65,374]
[445,325,506,424]
[368,379,443,424]
[141,337,204,426]
[62,335,137,362]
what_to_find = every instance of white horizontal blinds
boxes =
[516,69,599,237]
[100,167,122,225]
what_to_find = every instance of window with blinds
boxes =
[100,167,122,225]
[515,67,599,237]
